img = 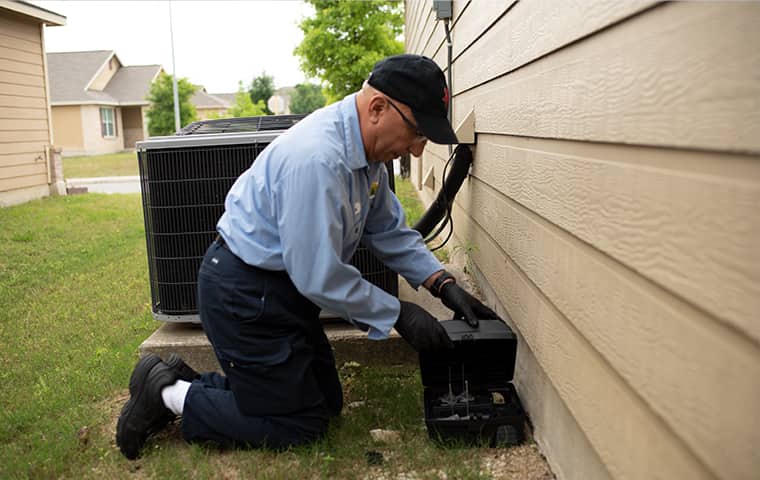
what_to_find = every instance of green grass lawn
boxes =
[0,188,534,478]
[63,151,139,178]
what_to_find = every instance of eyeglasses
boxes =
[385,97,426,141]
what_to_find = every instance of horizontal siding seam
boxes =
[0,128,49,133]
[0,172,47,181]
[0,68,43,78]
[0,81,44,93]
[473,133,760,184]
[452,199,721,479]
[450,0,518,65]
[425,145,760,352]
[0,38,41,55]
[452,1,665,98]
[429,0,472,61]
[0,54,43,67]
[472,130,760,164]
[465,169,760,352]
[419,17,440,56]
[0,29,38,44]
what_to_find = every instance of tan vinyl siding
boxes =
[0,14,41,43]
[407,1,760,480]
[0,9,51,201]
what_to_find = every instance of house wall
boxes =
[406,2,760,480]
[80,104,124,155]
[196,107,226,121]
[0,10,53,206]
[50,105,84,155]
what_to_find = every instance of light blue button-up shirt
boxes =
[216,93,443,339]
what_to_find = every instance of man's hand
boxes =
[394,301,454,351]
[440,282,500,328]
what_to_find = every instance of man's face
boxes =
[371,97,428,163]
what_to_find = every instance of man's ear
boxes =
[366,95,386,125]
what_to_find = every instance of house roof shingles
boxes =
[47,50,115,104]
[47,50,232,112]
[210,93,236,105]
[104,65,162,105]
[47,50,161,106]
[191,89,232,109]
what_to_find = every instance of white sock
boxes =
[161,380,191,415]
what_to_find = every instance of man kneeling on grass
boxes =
[115,54,499,459]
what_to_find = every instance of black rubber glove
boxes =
[439,282,500,328]
[394,301,454,351]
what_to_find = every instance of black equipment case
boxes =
[419,319,526,447]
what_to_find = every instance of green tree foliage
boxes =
[145,72,197,136]
[249,71,275,114]
[289,83,326,114]
[230,81,268,118]
[294,0,404,102]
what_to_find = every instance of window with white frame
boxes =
[100,107,116,137]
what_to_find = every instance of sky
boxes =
[30,1,313,94]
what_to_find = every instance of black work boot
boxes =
[116,354,179,460]
[165,353,200,381]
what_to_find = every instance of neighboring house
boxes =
[191,87,231,120]
[407,2,759,480]
[47,50,162,156]
[268,86,295,115]
[0,0,65,207]
[210,92,235,107]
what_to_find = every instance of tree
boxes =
[249,71,275,114]
[289,83,326,114]
[294,0,404,102]
[146,72,197,136]
[229,81,268,118]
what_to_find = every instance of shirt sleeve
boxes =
[273,155,401,340]
[362,165,444,288]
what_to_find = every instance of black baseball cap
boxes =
[367,54,458,144]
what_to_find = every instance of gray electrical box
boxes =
[433,0,452,20]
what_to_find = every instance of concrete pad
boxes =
[140,267,466,372]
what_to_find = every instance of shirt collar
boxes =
[339,93,369,171]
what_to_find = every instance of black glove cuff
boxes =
[430,271,456,298]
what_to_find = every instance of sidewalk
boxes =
[66,176,140,194]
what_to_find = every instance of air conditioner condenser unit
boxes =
[137,115,398,323]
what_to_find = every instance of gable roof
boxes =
[47,50,161,106]
[104,65,163,105]
[191,88,232,109]
[210,93,236,105]
[47,50,117,104]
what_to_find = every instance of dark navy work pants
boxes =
[181,239,343,449]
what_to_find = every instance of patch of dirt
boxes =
[481,443,554,480]
[97,389,129,441]
[360,443,553,480]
